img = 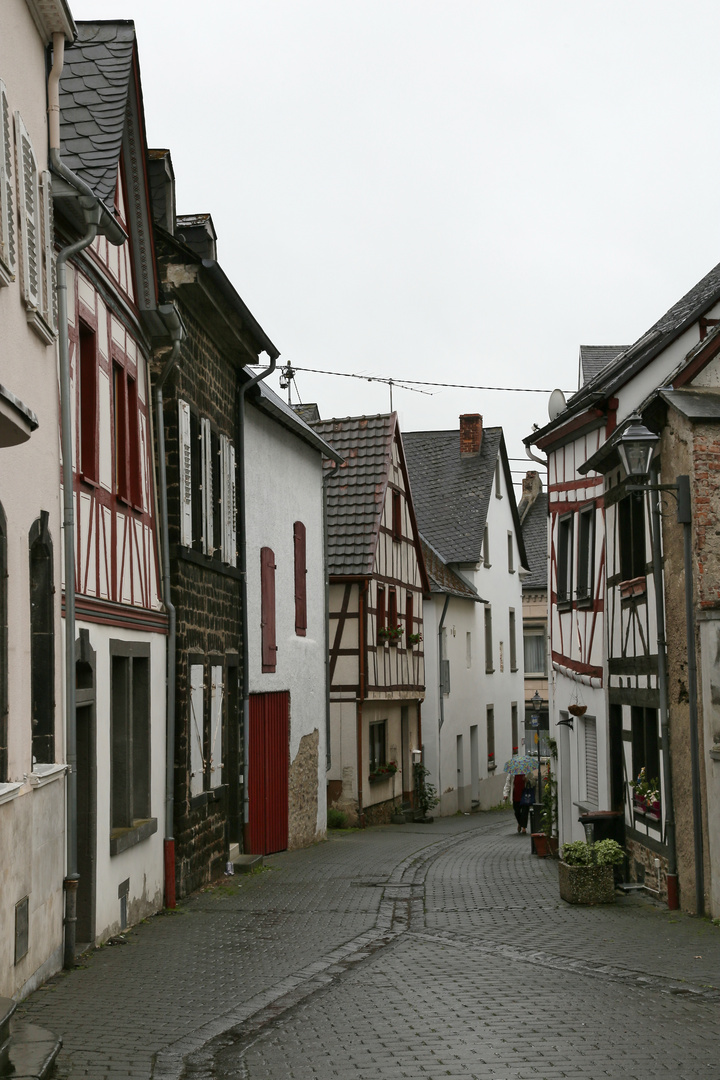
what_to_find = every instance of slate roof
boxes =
[529,259,720,445]
[579,345,626,386]
[520,493,548,592]
[421,538,481,601]
[58,22,136,204]
[402,427,503,564]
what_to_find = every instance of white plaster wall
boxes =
[77,622,166,942]
[0,2,66,999]
[244,405,328,836]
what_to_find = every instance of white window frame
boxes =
[189,663,204,797]
[209,664,223,789]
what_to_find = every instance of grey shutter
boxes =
[585,718,598,805]
[14,112,41,312]
[220,435,236,565]
[209,665,223,789]
[178,400,193,546]
[0,81,15,283]
[40,171,56,333]
[201,417,213,555]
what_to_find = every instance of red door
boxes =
[247,691,289,855]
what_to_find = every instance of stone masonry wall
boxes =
[288,729,321,849]
[153,270,245,900]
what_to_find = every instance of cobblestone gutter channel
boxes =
[154,823,720,1080]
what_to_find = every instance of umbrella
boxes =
[503,754,538,776]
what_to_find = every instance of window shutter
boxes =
[406,592,414,638]
[178,400,193,546]
[0,81,15,282]
[201,417,213,555]
[293,521,307,636]
[585,718,598,806]
[261,546,277,672]
[189,663,204,797]
[14,112,41,312]
[209,664,223,789]
[40,171,56,333]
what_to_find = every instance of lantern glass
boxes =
[618,421,658,480]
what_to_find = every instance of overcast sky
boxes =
[71,1,720,489]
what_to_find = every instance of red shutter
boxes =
[261,546,277,672]
[293,521,307,636]
[377,585,386,637]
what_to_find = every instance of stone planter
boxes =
[558,861,615,904]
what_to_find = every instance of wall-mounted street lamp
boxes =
[619,418,699,913]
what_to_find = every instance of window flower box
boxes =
[369,761,398,783]
[378,625,403,646]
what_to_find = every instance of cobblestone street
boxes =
[19,812,720,1079]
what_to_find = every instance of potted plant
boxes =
[631,767,660,815]
[558,839,625,904]
[368,760,398,783]
[413,761,439,822]
[378,625,404,646]
[407,632,423,646]
[538,767,558,856]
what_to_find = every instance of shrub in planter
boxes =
[558,839,625,905]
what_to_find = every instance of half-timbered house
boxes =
[526,262,720,914]
[310,413,429,824]
[404,415,528,814]
[0,0,74,1000]
[55,22,168,944]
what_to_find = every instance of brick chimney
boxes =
[459,414,483,456]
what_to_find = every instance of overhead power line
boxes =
[282,364,571,395]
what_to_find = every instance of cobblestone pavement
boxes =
[18,812,720,1079]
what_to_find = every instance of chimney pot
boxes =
[460,414,483,455]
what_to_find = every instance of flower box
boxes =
[558,862,615,905]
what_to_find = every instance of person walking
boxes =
[503,772,533,833]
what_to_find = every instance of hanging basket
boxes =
[568,704,587,717]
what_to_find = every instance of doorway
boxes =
[247,691,289,855]
[75,635,96,946]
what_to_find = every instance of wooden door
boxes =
[247,691,289,855]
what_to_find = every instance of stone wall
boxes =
[288,729,321,849]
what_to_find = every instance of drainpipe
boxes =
[650,460,678,909]
[356,580,367,826]
[49,32,123,969]
[437,593,450,808]
[238,354,277,849]
[322,464,340,771]
[154,304,184,908]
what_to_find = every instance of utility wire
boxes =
[282,364,571,395]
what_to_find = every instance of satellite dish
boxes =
[548,388,567,421]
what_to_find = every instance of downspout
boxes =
[154,304,184,908]
[322,464,340,771]
[650,460,678,909]
[238,354,277,849]
[49,33,102,968]
[437,593,450,810]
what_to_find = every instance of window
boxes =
[376,585,386,640]
[484,605,493,673]
[261,547,277,673]
[507,532,514,573]
[495,459,502,498]
[392,489,402,541]
[389,587,398,631]
[631,706,660,795]
[369,720,386,772]
[466,631,472,668]
[509,609,517,671]
[619,494,646,582]
[511,703,518,753]
[113,363,140,507]
[577,505,594,602]
[14,111,55,340]
[483,525,490,568]
[293,521,307,636]
[0,503,6,782]
[178,401,236,564]
[557,513,573,604]
[30,513,54,763]
[486,706,495,765]
[524,632,547,675]
[110,642,150,831]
